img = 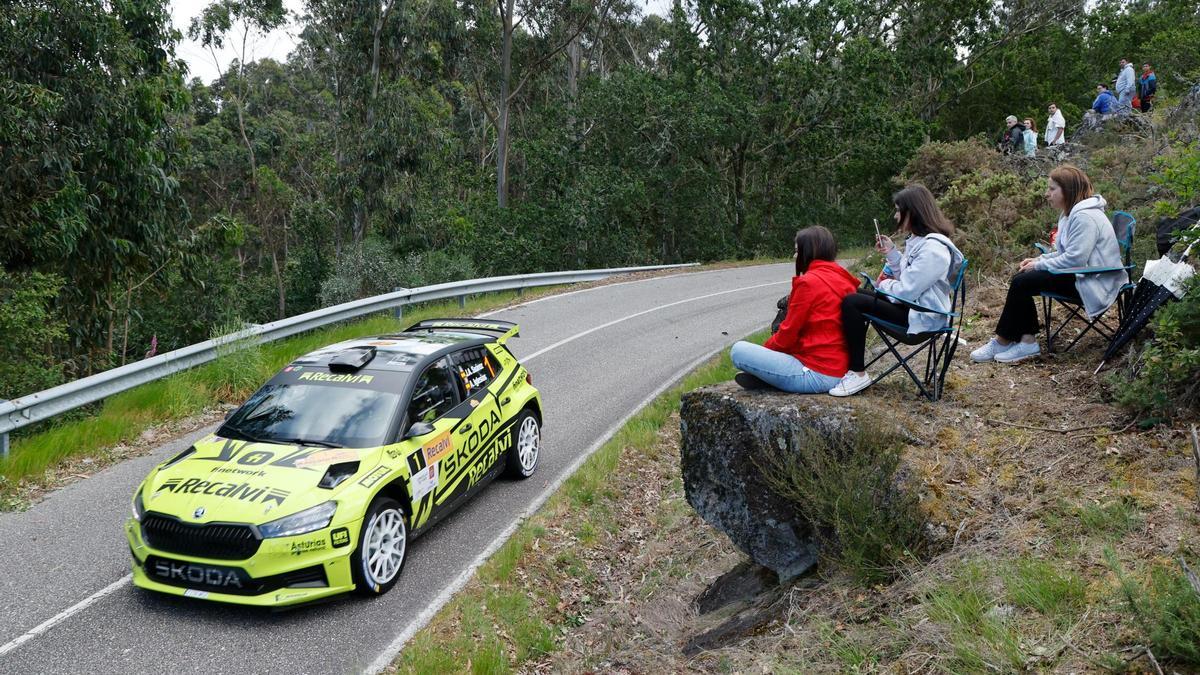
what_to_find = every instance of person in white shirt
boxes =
[1116,58,1136,110]
[1045,103,1066,145]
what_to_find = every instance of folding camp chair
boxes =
[857,259,969,401]
[1037,211,1136,353]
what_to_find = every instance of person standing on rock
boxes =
[999,115,1026,154]
[730,226,860,393]
[829,185,964,397]
[1116,58,1136,111]
[1023,118,1038,157]
[1138,63,1157,113]
[969,165,1128,364]
[1046,103,1066,146]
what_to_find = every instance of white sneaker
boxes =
[970,338,1007,363]
[994,341,1041,363]
[829,371,873,397]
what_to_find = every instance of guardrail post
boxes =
[393,288,407,321]
[458,295,466,309]
[1,401,8,459]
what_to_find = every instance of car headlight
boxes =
[258,501,337,539]
[132,488,146,522]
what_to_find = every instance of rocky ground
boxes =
[514,279,1199,674]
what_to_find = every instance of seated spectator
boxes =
[998,115,1026,154]
[1139,63,1157,113]
[830,185,965,397]
[1023,118,1038,157]
[970,165,1128,364]
[1092,84,1117,114]
[731,226,860,393]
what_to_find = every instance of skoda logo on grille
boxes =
[193,506,206,519]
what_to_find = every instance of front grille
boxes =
[144,556,328,596]
[142,513,261,560]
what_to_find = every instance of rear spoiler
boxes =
[404,318,520,344]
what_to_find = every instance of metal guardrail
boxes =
[0,263,697,456]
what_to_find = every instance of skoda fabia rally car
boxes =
[125,319,542,606]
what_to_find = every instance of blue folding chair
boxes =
[857,259,969,401]
[1037,211,1136,353]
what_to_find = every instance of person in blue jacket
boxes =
[1139,63,1157,113]
[1092,84,1117,114]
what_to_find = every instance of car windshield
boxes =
[219,382,401,448]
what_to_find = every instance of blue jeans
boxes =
[730,341,843,394]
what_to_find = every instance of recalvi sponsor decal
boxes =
[156,478,290,506]
[297,371,375,385]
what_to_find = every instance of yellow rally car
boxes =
[125,319,542,606]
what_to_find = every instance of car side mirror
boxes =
[404,422,435,440]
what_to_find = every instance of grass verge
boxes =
[389,330,770,674]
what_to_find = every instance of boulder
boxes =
[679,382,919,581]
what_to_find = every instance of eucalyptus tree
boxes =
[0,0,188,372]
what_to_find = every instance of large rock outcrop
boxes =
[680,382,919,581]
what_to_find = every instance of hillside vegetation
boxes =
[5,0,1200,407]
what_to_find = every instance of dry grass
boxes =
[405,277,1200,674]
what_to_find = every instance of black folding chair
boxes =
[1037,211,1136,353]
[857,260,969,402]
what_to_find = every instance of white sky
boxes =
[171,0,673,83]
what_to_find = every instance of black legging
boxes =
[994,271,1080,341]
[841,291,910,372]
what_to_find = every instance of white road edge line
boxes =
[366,341,743,674]
[519,281,785,363]
[476,262,790,319]
[0,574,132,658]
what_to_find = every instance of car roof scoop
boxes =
[328,346,376,372]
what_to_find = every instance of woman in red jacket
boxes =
[731,226,861,393]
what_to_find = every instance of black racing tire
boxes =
[351,496,408,597]
[504,410,540,479]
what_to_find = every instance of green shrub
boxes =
[756,422,929,584]
[939,168,1055,275]
[898,138,1000,196]
[1113,274,1200,419]
[1107,549,1200,665]
[899,139,1059,275]
[0,270,67,400]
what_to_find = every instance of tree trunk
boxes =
[497,0,515,208]
[567,34,581,134]
[271,250,286,320]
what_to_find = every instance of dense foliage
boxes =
[3,0,1200,399]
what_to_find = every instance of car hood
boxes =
[142,435,380,525]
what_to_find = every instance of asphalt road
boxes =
[0,263,791,674]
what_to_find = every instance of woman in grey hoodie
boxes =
[830,184,965,397]
[971,165,1128,364]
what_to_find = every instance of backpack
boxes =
[770,294,789,333]
[1156,205,1200,256]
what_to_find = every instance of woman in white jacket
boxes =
[971,165,1128,364]
[830,184,965,397]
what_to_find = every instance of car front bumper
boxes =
[126,517,358,607]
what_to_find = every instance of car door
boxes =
[451,343,506,480]
[401,357,461,530]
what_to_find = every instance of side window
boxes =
[407,358,459,425]
[454,347,499,395]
